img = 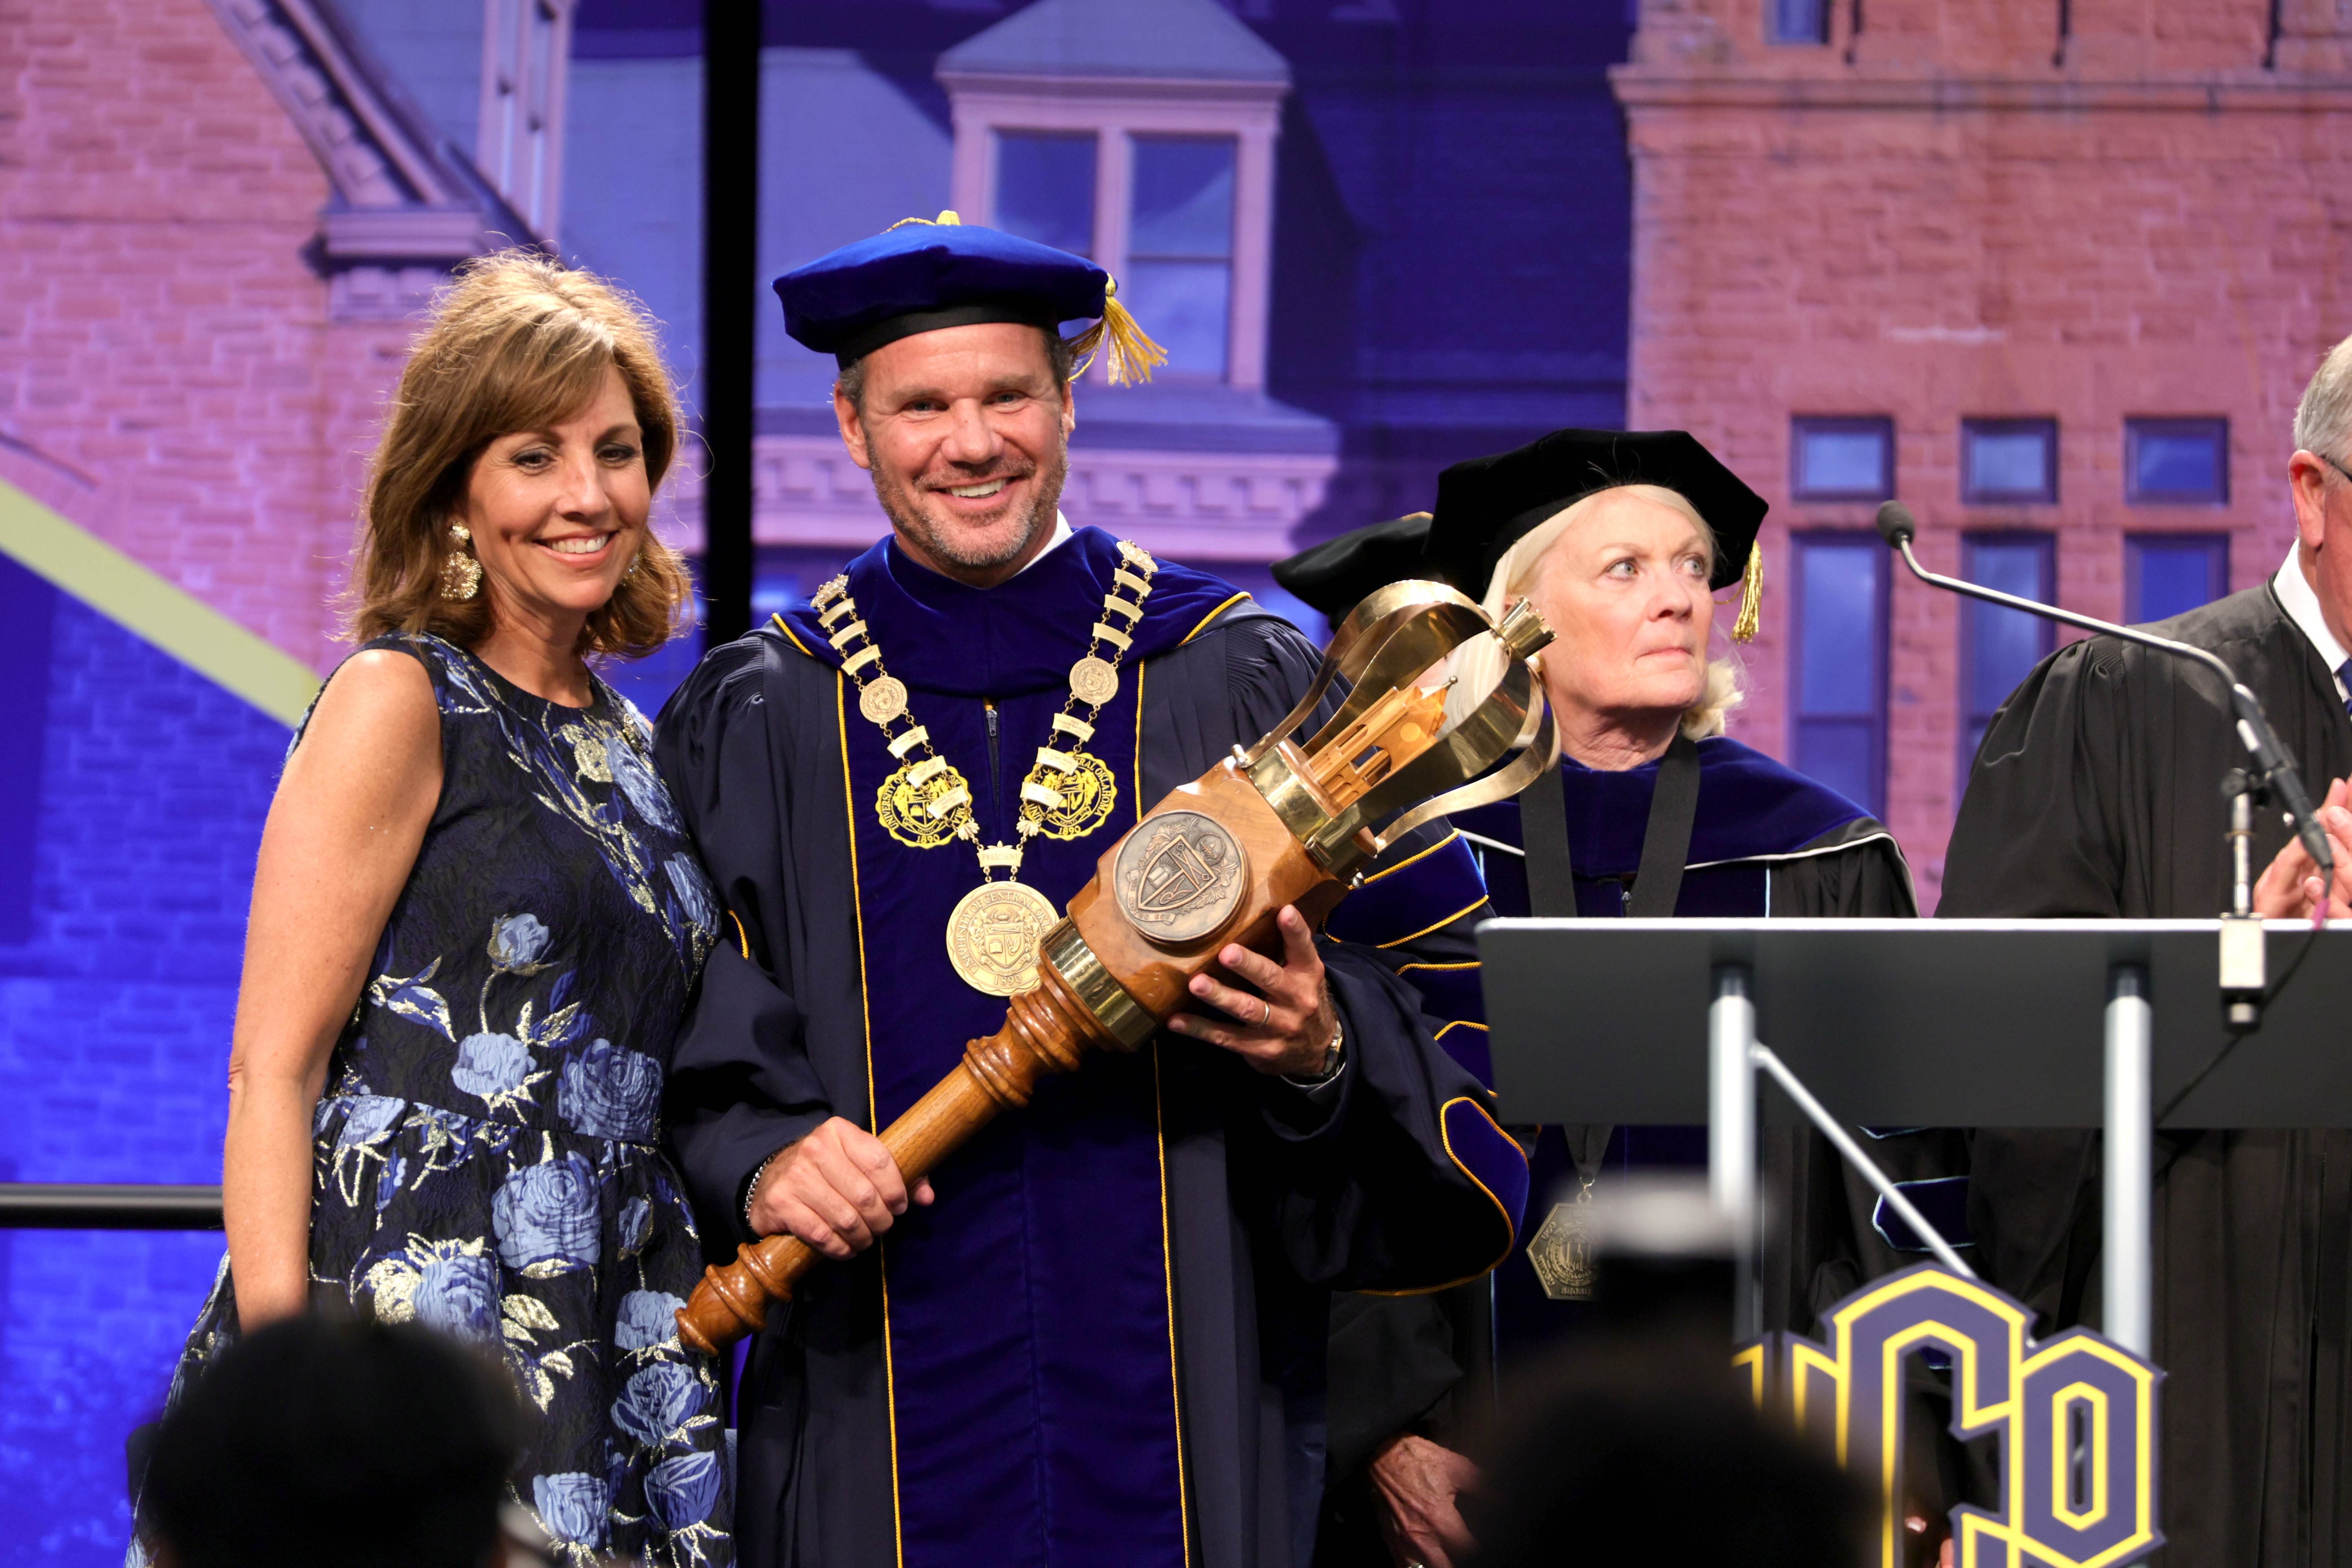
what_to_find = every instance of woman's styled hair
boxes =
[347,250,692,657]
[1443,482,1748,758]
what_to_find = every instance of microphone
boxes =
[1875,500,1916,551]
[1875,501,2334,882]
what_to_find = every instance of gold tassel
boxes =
[1731,540,1764,644]
[1068,277,1168,387]
[885,210,963,230]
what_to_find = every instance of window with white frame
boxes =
[978,126,1253,382]
[479,0,572,241]
[944,61,1286,391]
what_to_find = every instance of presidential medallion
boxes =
[1069,655,1119,707]
[1114,809,1249,947]
[945,879,1058,996]
[1033,750,1118,841]
[1526,1196,1596,1301]
[876,760,970,849]
[858,674,908,725]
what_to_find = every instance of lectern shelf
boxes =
[1481,916,2352,1357]
[1477,917,2352,1130]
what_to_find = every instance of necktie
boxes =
[2339,658,2352,717]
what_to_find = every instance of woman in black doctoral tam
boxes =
[1941,485,2352,1563]
[1278,431,1961,1568]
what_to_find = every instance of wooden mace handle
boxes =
[675,763,1347,1357]
[676,963,1112,1355]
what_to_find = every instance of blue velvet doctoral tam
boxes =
[655,527,1526,1568]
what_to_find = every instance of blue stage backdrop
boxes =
[0,556,286,1557]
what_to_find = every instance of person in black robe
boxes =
[1277,433,1957,1568]
[653,216,1531,1568]
[1941,375,2352,1564]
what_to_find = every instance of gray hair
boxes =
[2294,332,2352,460]
[835,327,1076,413]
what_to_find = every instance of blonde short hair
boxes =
[347,251,692,658]
[1442,483,1747,757]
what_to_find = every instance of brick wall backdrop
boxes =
[0,0,414,673]
[1616,0,2352,906]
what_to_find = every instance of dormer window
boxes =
[939,0,1289,391]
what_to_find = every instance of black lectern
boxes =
[1477,917,2352,1352]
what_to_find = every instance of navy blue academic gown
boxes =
[654,528,1528,1568]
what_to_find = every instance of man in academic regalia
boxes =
[1273,433,1958,1568]
[652,215,1528,1568]
[1942,338,2352,1564]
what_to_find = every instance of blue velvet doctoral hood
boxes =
[1457,735,1873,877]
[777,526,1248,693]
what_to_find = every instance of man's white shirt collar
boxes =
[1011,512,1075,578]
[2271,544,2350,701]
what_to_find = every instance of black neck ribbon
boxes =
[1517,731,1702,918]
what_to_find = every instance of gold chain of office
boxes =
[812,541,1159,995]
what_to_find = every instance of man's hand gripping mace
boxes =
[677,583,1555,1355]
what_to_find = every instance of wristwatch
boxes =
[1285,1018,1345,1087]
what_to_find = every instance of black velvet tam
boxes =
[1270,512,1439,617]
[1424,428,1768,597]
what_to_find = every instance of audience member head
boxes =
[1468,1181,1866,1568]
[138,1316,523,1568]
[1466,1332,1868,1568]
[351,249,692,659]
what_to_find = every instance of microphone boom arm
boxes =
[1878,505,2334,880]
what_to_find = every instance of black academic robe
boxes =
[1941,582,2352,1567]
[654,527,1529,1568]
[1316,737,1950,1564]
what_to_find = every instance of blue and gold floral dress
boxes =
[154,632,730,1565]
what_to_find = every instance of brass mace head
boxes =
[1240,580,1556,879]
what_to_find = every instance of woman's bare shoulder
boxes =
[290,645,441,776]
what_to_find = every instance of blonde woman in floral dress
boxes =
[136,255,730,1566]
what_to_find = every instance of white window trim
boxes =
[940,74,1285,391]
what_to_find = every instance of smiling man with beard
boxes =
[653,216,1526,1568]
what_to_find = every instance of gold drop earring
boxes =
[439,522,482,601]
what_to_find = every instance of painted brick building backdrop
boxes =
[9,0,2352,1557]
[0,1,1643,1553]
[1616,0,2352,905]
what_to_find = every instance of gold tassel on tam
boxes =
[1068,278,1168,387]
[1731,540,1764,643]
[886,210,963,229]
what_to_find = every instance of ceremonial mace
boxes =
[676,583,1556,1354]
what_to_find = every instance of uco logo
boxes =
[1745,1265,2163,1568]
